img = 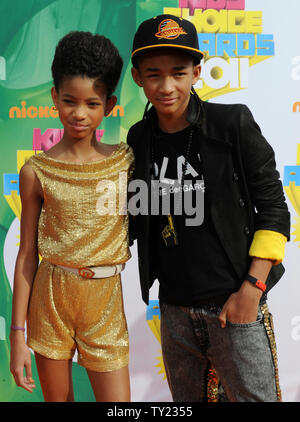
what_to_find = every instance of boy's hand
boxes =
[218,280,263,328]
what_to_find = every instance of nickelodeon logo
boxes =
[293,102,300,113]
[9,101,124,119]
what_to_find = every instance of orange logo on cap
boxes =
[155,19,187,40]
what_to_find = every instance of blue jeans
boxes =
[160,302,281,402]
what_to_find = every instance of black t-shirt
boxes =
[151,124,240,306]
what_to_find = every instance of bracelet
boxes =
[10,325,25,332]
[245,274,267,293]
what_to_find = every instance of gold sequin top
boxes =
[27,142,134,268]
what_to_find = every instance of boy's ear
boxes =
[192,64,202,85]
[131,67,143,87]
[104,95,117,116]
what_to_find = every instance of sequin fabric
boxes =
[26,143,134,371]
[27,261,129,372]
[206,364,219,402]
[261,303,282,402]
[27,142,134,268]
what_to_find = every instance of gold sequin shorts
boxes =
[27,260,129,372]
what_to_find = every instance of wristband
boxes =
[245,274,267,293]
[10,325,25,332]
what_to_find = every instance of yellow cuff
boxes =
[249,230,287,265]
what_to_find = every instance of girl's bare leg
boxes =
[34,353,74,402]
[87,365,130,402]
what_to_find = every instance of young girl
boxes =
[9,31,134,402]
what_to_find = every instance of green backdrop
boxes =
[0,0,177,402]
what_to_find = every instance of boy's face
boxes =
[132,50,201,129]
[51,76,116,141]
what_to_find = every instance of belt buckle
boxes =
[78,267,95,278]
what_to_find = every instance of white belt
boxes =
[56,263,125,279]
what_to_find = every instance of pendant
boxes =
[162,215,179,247]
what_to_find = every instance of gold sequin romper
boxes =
[26,142,134,372]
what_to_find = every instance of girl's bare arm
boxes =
[10,162,43,392]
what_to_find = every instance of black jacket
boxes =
[127,95,290,304]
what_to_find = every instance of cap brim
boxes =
[132,44,204,61]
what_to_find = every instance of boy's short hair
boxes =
[131,14,203,68]
[52,31,123,97]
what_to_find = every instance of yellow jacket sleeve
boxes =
[249,230,287,265]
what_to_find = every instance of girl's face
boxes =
[51,76,116,142]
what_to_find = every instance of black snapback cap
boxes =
[131,14,204,64]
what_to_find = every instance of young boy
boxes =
[127,14,290,402]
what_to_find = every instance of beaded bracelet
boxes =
[10,325,25,331]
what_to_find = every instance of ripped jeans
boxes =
[160,302,281,402]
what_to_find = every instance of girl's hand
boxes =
[10,332,36,393]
